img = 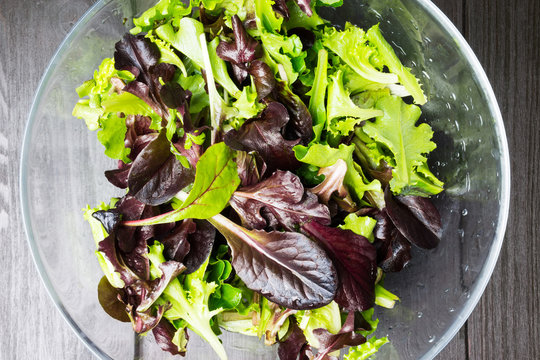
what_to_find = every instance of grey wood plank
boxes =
[463,0,540,359]
[0,0,97,359]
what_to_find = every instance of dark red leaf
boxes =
[236,151,267,187]
[278,319,310,360]
[384,187,440,249]
[274,81,313,144]
[312,312,366,360]
[152,319,187,356]
[128,130,194,206]
[396,195,443,239]
[216,15,261,83]
[224,102,301,171]
[209,215,337,310]
[249,60,276,100]
[302,222,377,311]
[230,170,331,231]
[105,164,131,189]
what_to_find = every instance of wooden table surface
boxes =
[1,0,538,359]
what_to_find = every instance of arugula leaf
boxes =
[124,142,240,225]
[362,95,443,195]
[366,24,426,105]
[294,143,381,202]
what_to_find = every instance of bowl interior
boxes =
[21,0,509,359]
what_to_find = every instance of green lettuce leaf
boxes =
[308,48,328,142]
[83,200,124,288]
[375,283,399,309]
[260,30,304,85]
[326,70,383,137]
[295,301,342,349]
[340,213,377,242]
[131,0,192,34]
[96,113,130,163]
[155,18,239,96]
[345,336,389,360]
[362,95,443,195]
[254,0,283,33]
[322,25,398,84]
[294,143,381,202]
[148,242,228,360]
[366,24,426,105]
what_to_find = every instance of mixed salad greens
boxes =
[74,0,444,358]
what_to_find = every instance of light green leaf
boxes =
[97,114,131,163]
[294,143,381,201]
[340,213,377,242]
[308,49,328,142]
[345,336,389,360]
[295,301,341,349]
[101,91,155,116]
[322,25,398,84]
[367,24,426,105]
[131,0,192,34]
[254,0,283,33]
[362,95,443,195]
[326,70,383,136]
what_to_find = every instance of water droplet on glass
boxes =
[428,336,436,343]
[449,308,455,313]
[417,311,423,318]
[461,209,468,216]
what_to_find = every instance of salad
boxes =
[73,0,444,358]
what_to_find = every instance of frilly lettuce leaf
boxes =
[96,113,131,163]
[260,30,305,85]
[131,0,192,34]
[367,24,426,105]
[326,70,383,136]
[295,301,341,349]
[322,25,398,84]
[362,95,443,195]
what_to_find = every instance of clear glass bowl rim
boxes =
[19,0,511,359]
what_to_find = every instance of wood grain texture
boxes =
[463,0,540,359]
[0,0,538,359]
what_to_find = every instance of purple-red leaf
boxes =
[272,0,290,19]
[274,81,313,144]
[224,102,300,171]
[378,229,412,272]
[138,260,186,312]
[128,130,194,206]
[216,15,261,83]
[97,276,130,322]
[278,319,310,360]
[312,313,366,360]
[209,215,337,310]
[396,195,443,239]
[114,33,160,83]
[152,319,187,356]
[230,170,331,231]
[384,187,440,249]
[249,60,276,100]
[105,164,131,189]
[236,151,267,187]
[302,222,377,311]
[294,0,313,16]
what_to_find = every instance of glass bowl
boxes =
[20,0,510,359]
